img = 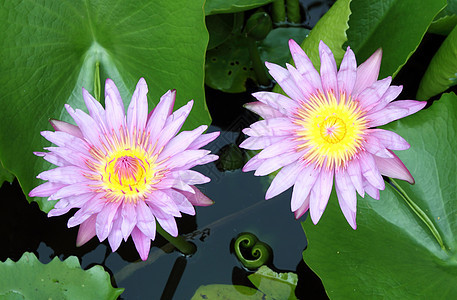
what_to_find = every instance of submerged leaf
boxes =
[248,266,298,300]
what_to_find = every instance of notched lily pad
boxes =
[0,252,123,299]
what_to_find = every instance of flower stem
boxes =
[390,178,446,251]
[286,0,301,24]
[247,37,270,86]
[272,0,286,24]
[157,224,196,255]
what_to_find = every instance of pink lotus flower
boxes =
[29,78,219,260]
[240,40,426,229]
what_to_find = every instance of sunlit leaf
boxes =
[205,0,274,15]
[0,0,210,212]
[346,0,446,78]
[417,25,457,100]
[0,252,123,299]
[302,93,457,299]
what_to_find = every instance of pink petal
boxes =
[104,79,126,133]
[164,99,193,128]
[346,159,364,197]
[45,146,90,169]
[337,47,357,95]
[255,150,302,176]
[364,135,394,158]
[146,89,176,141]
[244,102,285,119]
[121,202,137,240]
[136,201,157,239]
[82,88,107,130]
[187,131,220,150]
[157,216,178,237]
[353,48,382,96]
[163,189,196,215]
[37,166,90,184]
[41,131,89,153]
[359,152,385,190]
[240,135,287,150]
[108,213,123,252]
[156,101,193,150]
[49,119,84,139]
[67,195,105,227]
[48,182,92,200]
[265,161,304,199]
[335,171,357,226]
[146,190,181,217]
[29,182,65,198]
[175,154,218,171]
[257,138,299,159]
[76,215,97,247]
[294,195,310,219]
[319,41,338,94]
[288,39,323,92]
[65,105,103,148]
[95,201,121,241]
[373,151,414,184]
[131,227,151,261]
[127,78,149,133]
[252,91,299,115]
[291,165,319,211]
[367,85,403,114]
[369,129,410,151]
[309,169,333,224]
[265,62,305,102]
[159,125,208,160]
[356,77,391,111]
[242,152,264,172]
[363,180,380,200]
[367,100,426,127]
[286,63,317,100]
[172,170,210,185]
[243,118,298,137]
[163,149,210,170]
[180,186,214,207]
[34,152,69,167]
[48,193,93,217]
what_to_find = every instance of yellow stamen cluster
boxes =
[85,127,166,203]
[294,91,367,170]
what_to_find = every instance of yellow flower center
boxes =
[294,91,367,170]
[86,129,166,203]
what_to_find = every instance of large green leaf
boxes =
[301,93,457,299]
[0,0,210,212]
[429,0,457,35]
[346,0,446,78]
[417,24,457,100]
[205,0,274,15]
[0,252,123,299]
[301,0,352,69]
[191,284,265,300]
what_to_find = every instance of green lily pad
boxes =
[207,14,236,50]
[248,266,298,300]
[258,27,310,66]
[0,0,210,212]
[205,34,256,93]
[0,162,14,185]
[346,0,446,78]
[417,24,457,100]
[301,93,457,299]
[0,252,123,299]
[205,0,274,15]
